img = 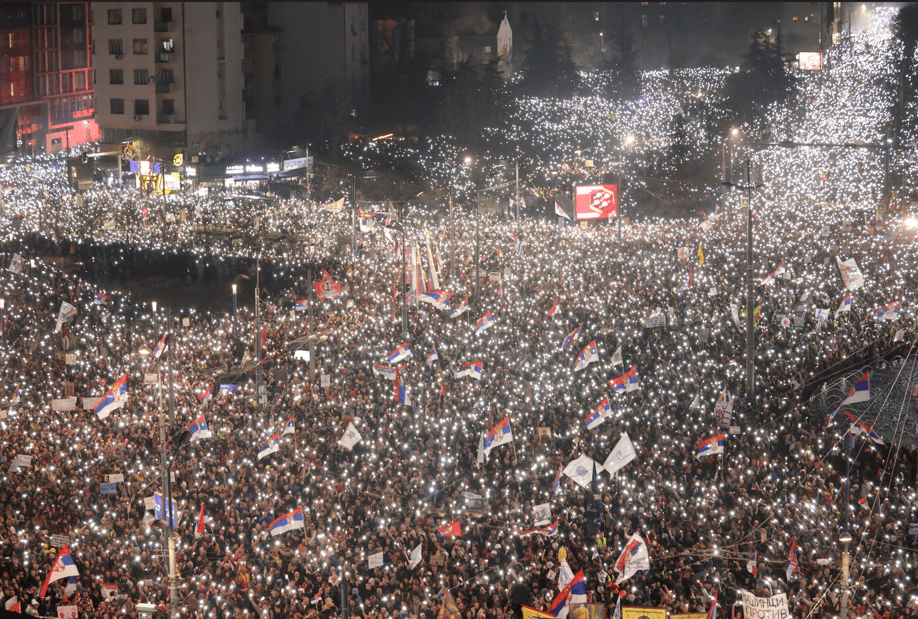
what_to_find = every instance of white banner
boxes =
[741,590,789,619]
[82,396,103,411]
[51,397,77,411]
[107,473,125,483]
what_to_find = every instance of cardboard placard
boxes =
[51,397,77,411]
[100,482,117,495]
[107,473,124,483]
[183,317,190,326]
[143,373,158,385]
[50,534,70,548]
[82,397,102,411]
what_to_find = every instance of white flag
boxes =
[714,392,734,427]
[368,552,384,569]
[533,502,551,527]
[837,257,865,290]
[339,422,362,450]
[603,432,637,475]
[614,533,650,583]
[611,346,623,367]
[558,558,575,591]
[689,393,701,410]
[8,253,23,274]
[563,454,599,488]
[409,543,423,569]
[55,301,77,332]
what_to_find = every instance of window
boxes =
[133,39,148,55]
[134,69,148,84]
[110,98,124,114]
[793,16,799,21]
[160,68,174,83]
[160,8,172,23]
[109,69,123,84]
[133,8,147,24]
[593,11,600,21]
[483,46,491,53]
[108,39,122,55]
[108,9,121,25]
[641,14,648,27]
[162,99,175,115]
[134,99,149,116]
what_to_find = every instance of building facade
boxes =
[93,1,245,161]
[0,2,99,156]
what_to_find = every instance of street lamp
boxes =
[839,433,855,619]
[231,284,238,336]
[618,135,635,242]
[723,161,763,409]
[722,128,739,219]
[600,32,605,53]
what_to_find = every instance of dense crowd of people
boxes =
[1,8,917,619]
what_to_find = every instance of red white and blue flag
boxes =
[844,412,885,444]
[295,299,307,311]
[372,363,399,381]
[449,298,470,318]
[830,371,870,418]
[614,533,650,583]
[94,293,111,305]
[186,414,212,442]
[837,295,852,314]
[548,297,560,317]
[426,345,439,367]
[697,434,725,457]
[197,384,214,403]
[395,370,411,406]
[876,301,900,321]
[583,398,611,430]
[561,324,582,351]
[269,507,304,536]
[40,546,79,597]
[760,260,786,286]
[551,464,564,494]
[609,365,640,393]
[258,433,280,460]
[152,334,168,359]
[474,311,494,334]
[194,503,206,540]
[95,374,128,419]
[420,290,452,309]
[387,343,412,364]
[482,418,513,455]
[455,361,483,380]
[574,340,599,371]
[281,416,295,436]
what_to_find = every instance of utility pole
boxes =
[306,145,311,211]
[515,160,520,222]
[744,160,755,408]
[161,160,167,240]
[308,268,316,383]
[474,186,481,306]
[351,176,357,257]
[401,229,408,338]
[255,257,263,420]
[339,560,349,619]
[448,190,455,279]
[154,310,178,619]
[166,307,175,423]
[840,434,854,619]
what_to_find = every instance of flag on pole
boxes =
[614,533,650,583]
[482,418,513,455]
[574,340,599,372]
[39,546,79,597]
[548,297,560,316]
[437,521,463,537]
[830,371,869,418]
[609,365,640,393]
[583,398,612,430]
[95,374,128,419]
[269,507,304,536]
[426,345,439,367]
[194,503,206,540]
[339,422,363,449]
[603,432,637,475]
[697,434,725,457]
[474,311,494,334]
[561,324,582,351]
[610,345,623,366]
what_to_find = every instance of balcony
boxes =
[155,52,172,63]
[155,82,171,93]
[157,113,172,124]
[154,21,174,32]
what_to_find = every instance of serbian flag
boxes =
[561,323,582,351]
[830,371,869,418]
[844,412,885,445]
[449,298,470,318]
[186,414,213,442]
[437,521,462,537]
[786,542,799,579]
[482,418,513,455]
[40,546,79,597]
[426,345,439,367]
[697,434,725,457]
[474,311,494,335]
[837,295,852,314]
[152,334,168,359]
[507,227,519,243]
[548,297,560,316]
[197,384,214,403]
[258,433,280,460]
[876,301,900,321]
[551,464,564,494]
[609,365,640,393]
[583,398,611,430]
[95,374,128,419]
[387,343,412,364]
[574,340,598,372]
[93,293,111,305]
[747,553,757,576]
[760,261,786,286]
[194,503,206,540]
[395,370,411,406]
[281,416,295,436]
[295,299,307,311]
[269,507,304,536]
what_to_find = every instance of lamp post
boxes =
[722,128,738,220]
[619,135,634,242]
[600,32,605,53]
[232,284,238,336]
[308,268,316,382]
[475,184,481,306]
[722,160,762,408]
[840,434,855,619]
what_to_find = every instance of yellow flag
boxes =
[522,607,556,619]
[698,244,705,265]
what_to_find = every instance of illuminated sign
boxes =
[574,184,618,220]
[799,52,823,70]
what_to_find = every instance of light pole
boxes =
[600,32,605,53]
[308,268,316,383]
[255,258,263,420]
[723,161,762,408]
[618,135,634,242]
[232,284,238,336]
[839,434,855,619]
[475,184,481,306]
[722,128,738,220]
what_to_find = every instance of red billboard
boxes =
[575,184,618,220]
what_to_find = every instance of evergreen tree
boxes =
[722,29,796,127]
[611,16,640,100]
[518,23,579,98]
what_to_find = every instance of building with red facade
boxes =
[0,2,98,157]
